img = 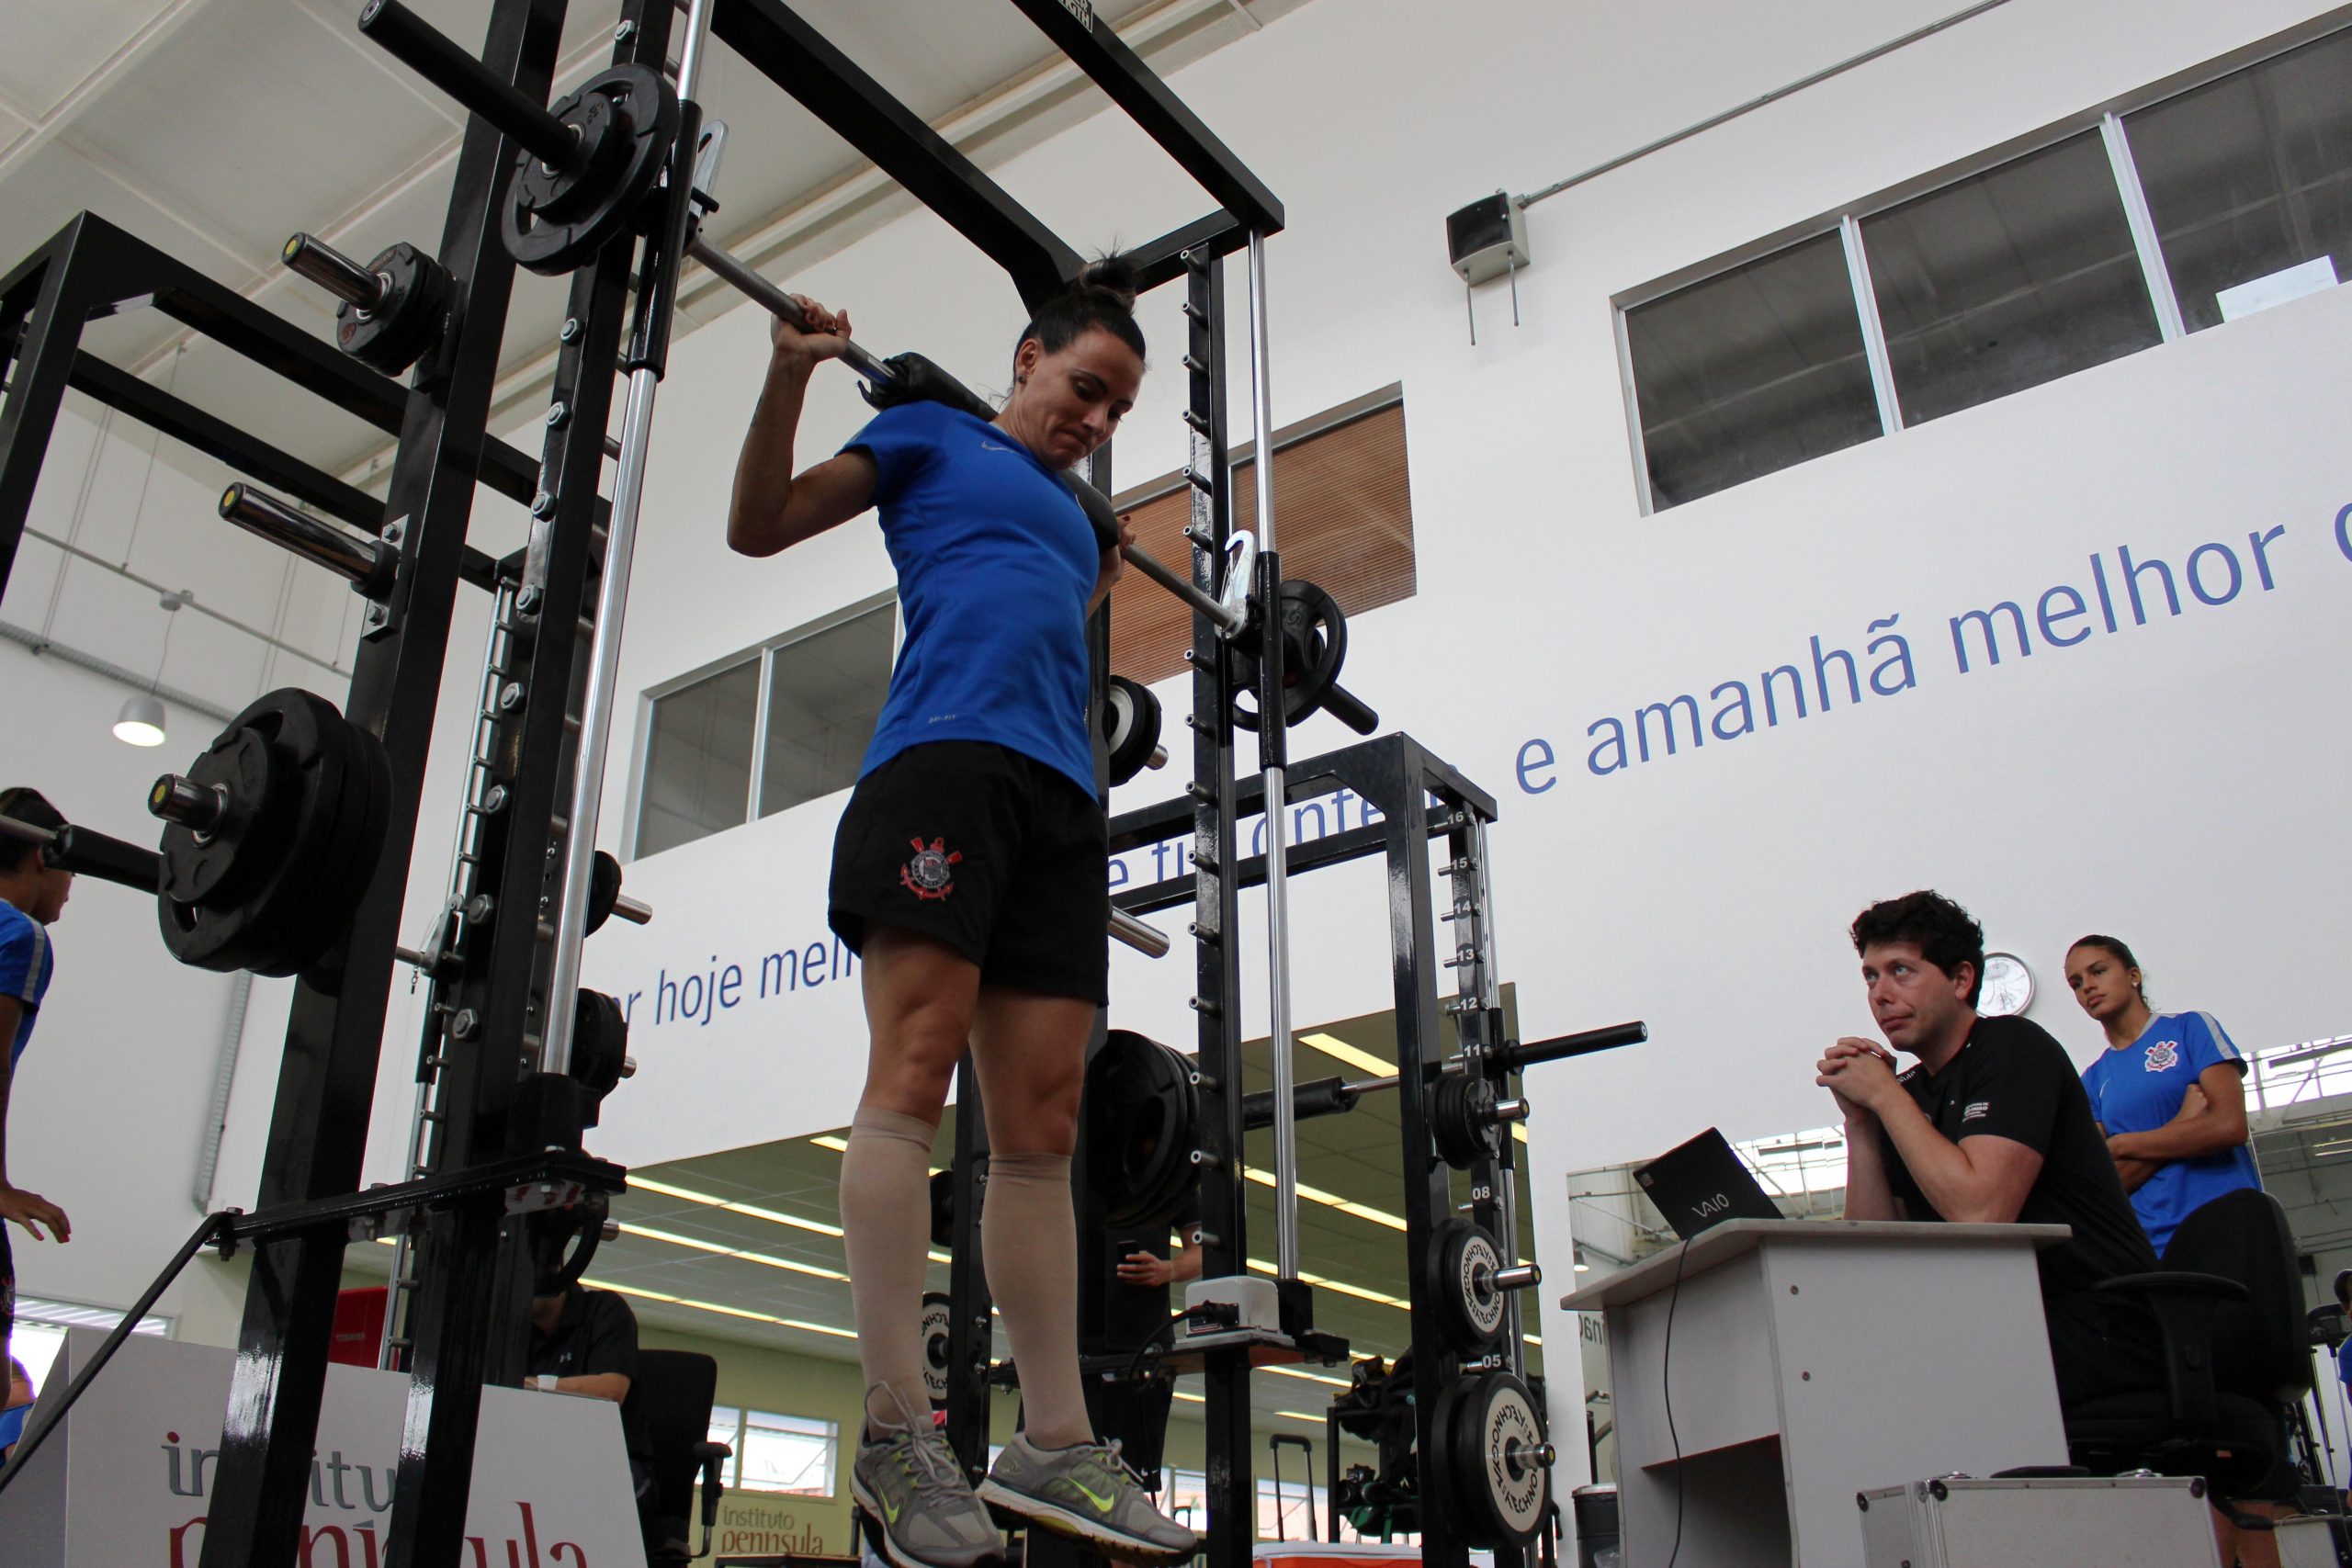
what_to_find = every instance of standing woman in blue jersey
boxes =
[726,260,1196,1568]
[2067,934,2261,1256]
[0,786,76,1393]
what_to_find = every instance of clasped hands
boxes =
[1815,1036,1901,1122]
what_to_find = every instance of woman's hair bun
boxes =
[1073,253,1139,312]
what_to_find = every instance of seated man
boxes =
[527,1275,656,1513]
[1815,889,2160,1405]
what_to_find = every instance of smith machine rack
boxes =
[0,2,1647,1566]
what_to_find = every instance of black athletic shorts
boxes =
[829,741,1108,1004]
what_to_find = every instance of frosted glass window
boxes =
[2127,28,2352,332]
[1863,131,2162,423]
[1625,232,1883,510]
[635,658,760,858]
[758,604,894,818]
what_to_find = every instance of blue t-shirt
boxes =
[842,400,1101,797]
[0,901,53,1072]
[2080,1010,2261,1256]
[2338,1337,2352,1392]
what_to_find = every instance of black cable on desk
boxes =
[1662,1238,1692,1568]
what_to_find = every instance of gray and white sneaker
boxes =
[977,1434,1201,1563]
[851,1422,1006,1568]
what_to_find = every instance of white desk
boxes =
[1559,1219,2072,1568]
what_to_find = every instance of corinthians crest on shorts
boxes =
[900,837,963,900]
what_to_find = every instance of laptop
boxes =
[1633,1127,1782,1241]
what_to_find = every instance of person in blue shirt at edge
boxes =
[0,786,76,1408]
[2066,934,2261,1258]
[724,257,1196,1568]
[2335,1272,2352,1401]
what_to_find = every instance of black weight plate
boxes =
[289,705,392,985]
[930,1168,956,1249]
[1103,676,1162,786]
[1229,580,1349,729]
[337,242,448,376]
[1089,1030,1195,1229]
[502,66,678,276]
[155,728,279,908]
[921,1291,954,1408]
[587,850,623,935]
[568,990,629,1096]
[1428,1218,1507,1354]
[1450,1372,1548,1547]
[1432,1072,1501,1170]
[158,691,349,974]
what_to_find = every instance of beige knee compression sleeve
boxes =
[982,1151,1091,1449]
[839,1105,938,1434]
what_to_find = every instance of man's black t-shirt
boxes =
[1879,1014,2158,1301]
[527,1285,651,1467]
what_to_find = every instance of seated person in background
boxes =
[0,1356,31,1459]
[527,1275,655,1513]
[2066,935,2260,1257]
[1102,1190,1205,1486]
[1815,890,2160,1406]
[2336,1273,2352,1401]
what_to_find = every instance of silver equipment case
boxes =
[1857,1473,2213,1567]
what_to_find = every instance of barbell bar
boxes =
[684,234,1251,639]
[0,814,163,893]
[1110,906,1171,959]
[218,483,390,596]
[281,231,390,311]
[357,0,578,169]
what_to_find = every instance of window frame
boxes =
[1613,6,2352,514]
[625,590,899,861]
[702,1404,842,1498]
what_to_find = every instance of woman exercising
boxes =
[727,260,1195,1568]
[2067,934,2260,1256]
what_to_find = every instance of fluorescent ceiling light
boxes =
[629,1175,845,1237]
[583,1277,855,1337]
[1274,1410,1323,1422]
[1241,1167,1407,1232]
[616,1222,849,1281]
[1296,1032,1392,1078]
[1173,1390,1204,1404]
[1266,1365,1350,1387]
[812,1135,849,1152]
[1249,1256,1411,1312]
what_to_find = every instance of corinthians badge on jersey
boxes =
[901,837,963,900]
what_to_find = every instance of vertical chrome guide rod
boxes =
[540,0,717,1077]
[1249,230,1302,1284]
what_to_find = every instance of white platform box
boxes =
[0,1327,644,1565]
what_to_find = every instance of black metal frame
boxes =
[1108,736,1576,1568]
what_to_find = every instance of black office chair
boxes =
[2063,1188,2309,1504]
[624,1348,732,1564]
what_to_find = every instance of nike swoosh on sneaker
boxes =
[1069,1479,1116,1514]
